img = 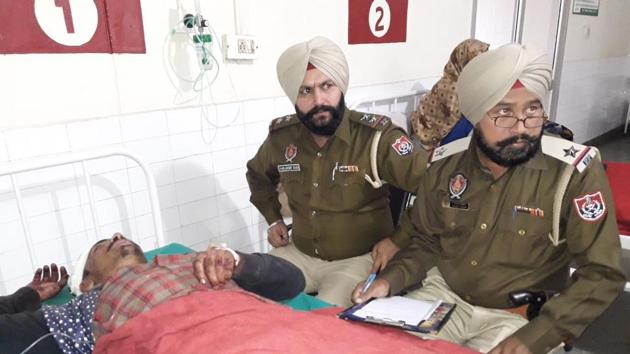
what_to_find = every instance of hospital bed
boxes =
[0,148,165,296]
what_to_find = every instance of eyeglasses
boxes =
[488,115,547,128]
[487,105,547,128]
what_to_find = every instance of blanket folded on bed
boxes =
[94,290,476,354]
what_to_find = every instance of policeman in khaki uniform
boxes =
[246,37,428,307]
[353,44,626,354]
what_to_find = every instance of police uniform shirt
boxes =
[246,108,428,260]
[381,135,626,354]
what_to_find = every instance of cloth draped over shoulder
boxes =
[411,39,489,149]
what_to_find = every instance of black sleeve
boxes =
[0,287,41,315]
[232,253,305,301]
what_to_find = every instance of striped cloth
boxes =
[93,254,238,339]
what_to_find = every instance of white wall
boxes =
[0,0,472,129]
[555,0,630,142]
[474,0,516,48]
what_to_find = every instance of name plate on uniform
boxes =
[278,164,301,173]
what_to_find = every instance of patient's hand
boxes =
[193,247,239,289]
[351,278,390,305]
[370,237,400,273]
[27,264,68,301]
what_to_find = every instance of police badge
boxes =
[573,191,606,222]
[448,173,468,200]
[284,144,298,162]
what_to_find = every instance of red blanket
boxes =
[94,290,477,354]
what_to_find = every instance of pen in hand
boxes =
[282,224,293,241]
[361,272,377,294]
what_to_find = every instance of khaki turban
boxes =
[276,36,349,104]
[456,43,552,125]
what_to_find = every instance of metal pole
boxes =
[512,0,527,43]
[470,0,478,39]
[549,0,571,122]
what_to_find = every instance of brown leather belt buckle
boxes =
[503,304,528,319]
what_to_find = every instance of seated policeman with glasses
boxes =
[353,43,625,354]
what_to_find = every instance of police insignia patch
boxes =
[573,191,606,222]
[284,144,298,162]
[361,114,376,124]
[448,173,468,200]
[391,136,413,156]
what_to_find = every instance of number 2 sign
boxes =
[348,0,408,44]
[0,0,145,54]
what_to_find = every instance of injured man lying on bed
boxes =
[0,233,305,354]
[2,234,476,354]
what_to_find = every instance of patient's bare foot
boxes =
[27,264,69,301]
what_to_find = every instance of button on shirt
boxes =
[246,108,428,260]
[43,290,99,354]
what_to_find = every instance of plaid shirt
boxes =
[93,253,238,338]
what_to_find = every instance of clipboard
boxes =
[338,297,456,334]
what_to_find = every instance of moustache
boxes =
[496,134,538,148]
[304,105,337,117]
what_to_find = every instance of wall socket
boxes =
[223,34,259,60]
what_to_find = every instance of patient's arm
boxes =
[193,248,305,301]
[0,264,68,314]
[233,253,305,301]
[27,264,68,301]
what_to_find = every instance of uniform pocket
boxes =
[496,211,555,268]
[279,172,304,198]
[440,197,477,259]
[330,172,368,209]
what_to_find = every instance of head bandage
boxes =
[68,246,91,295]
[276,36,349,104]
[456,43,552,125]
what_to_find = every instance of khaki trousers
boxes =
[405,267,529,353]
[270,243,372,307]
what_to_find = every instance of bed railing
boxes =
[0,148,164,280]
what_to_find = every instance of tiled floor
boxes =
[593,131,630,163]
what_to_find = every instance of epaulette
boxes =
[541,135,598,173]
[429,136,471,164]
[352,113,391,131]
[269,114,299,133]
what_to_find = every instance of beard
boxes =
[474,126,542,167]
[295,95,345,136]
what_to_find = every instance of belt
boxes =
[503,304,529,319]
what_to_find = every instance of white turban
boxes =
[456,43,552,125]
[276,36,349,104]
[68,246,91,295]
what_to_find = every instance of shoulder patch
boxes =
[269,115,299,133]
[573,191,607,222]
[430,136,471,163]
[541,135,598,173]
[352,113,392,131]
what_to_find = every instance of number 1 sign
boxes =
[348,0,408,44]
[0,0,145,54]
